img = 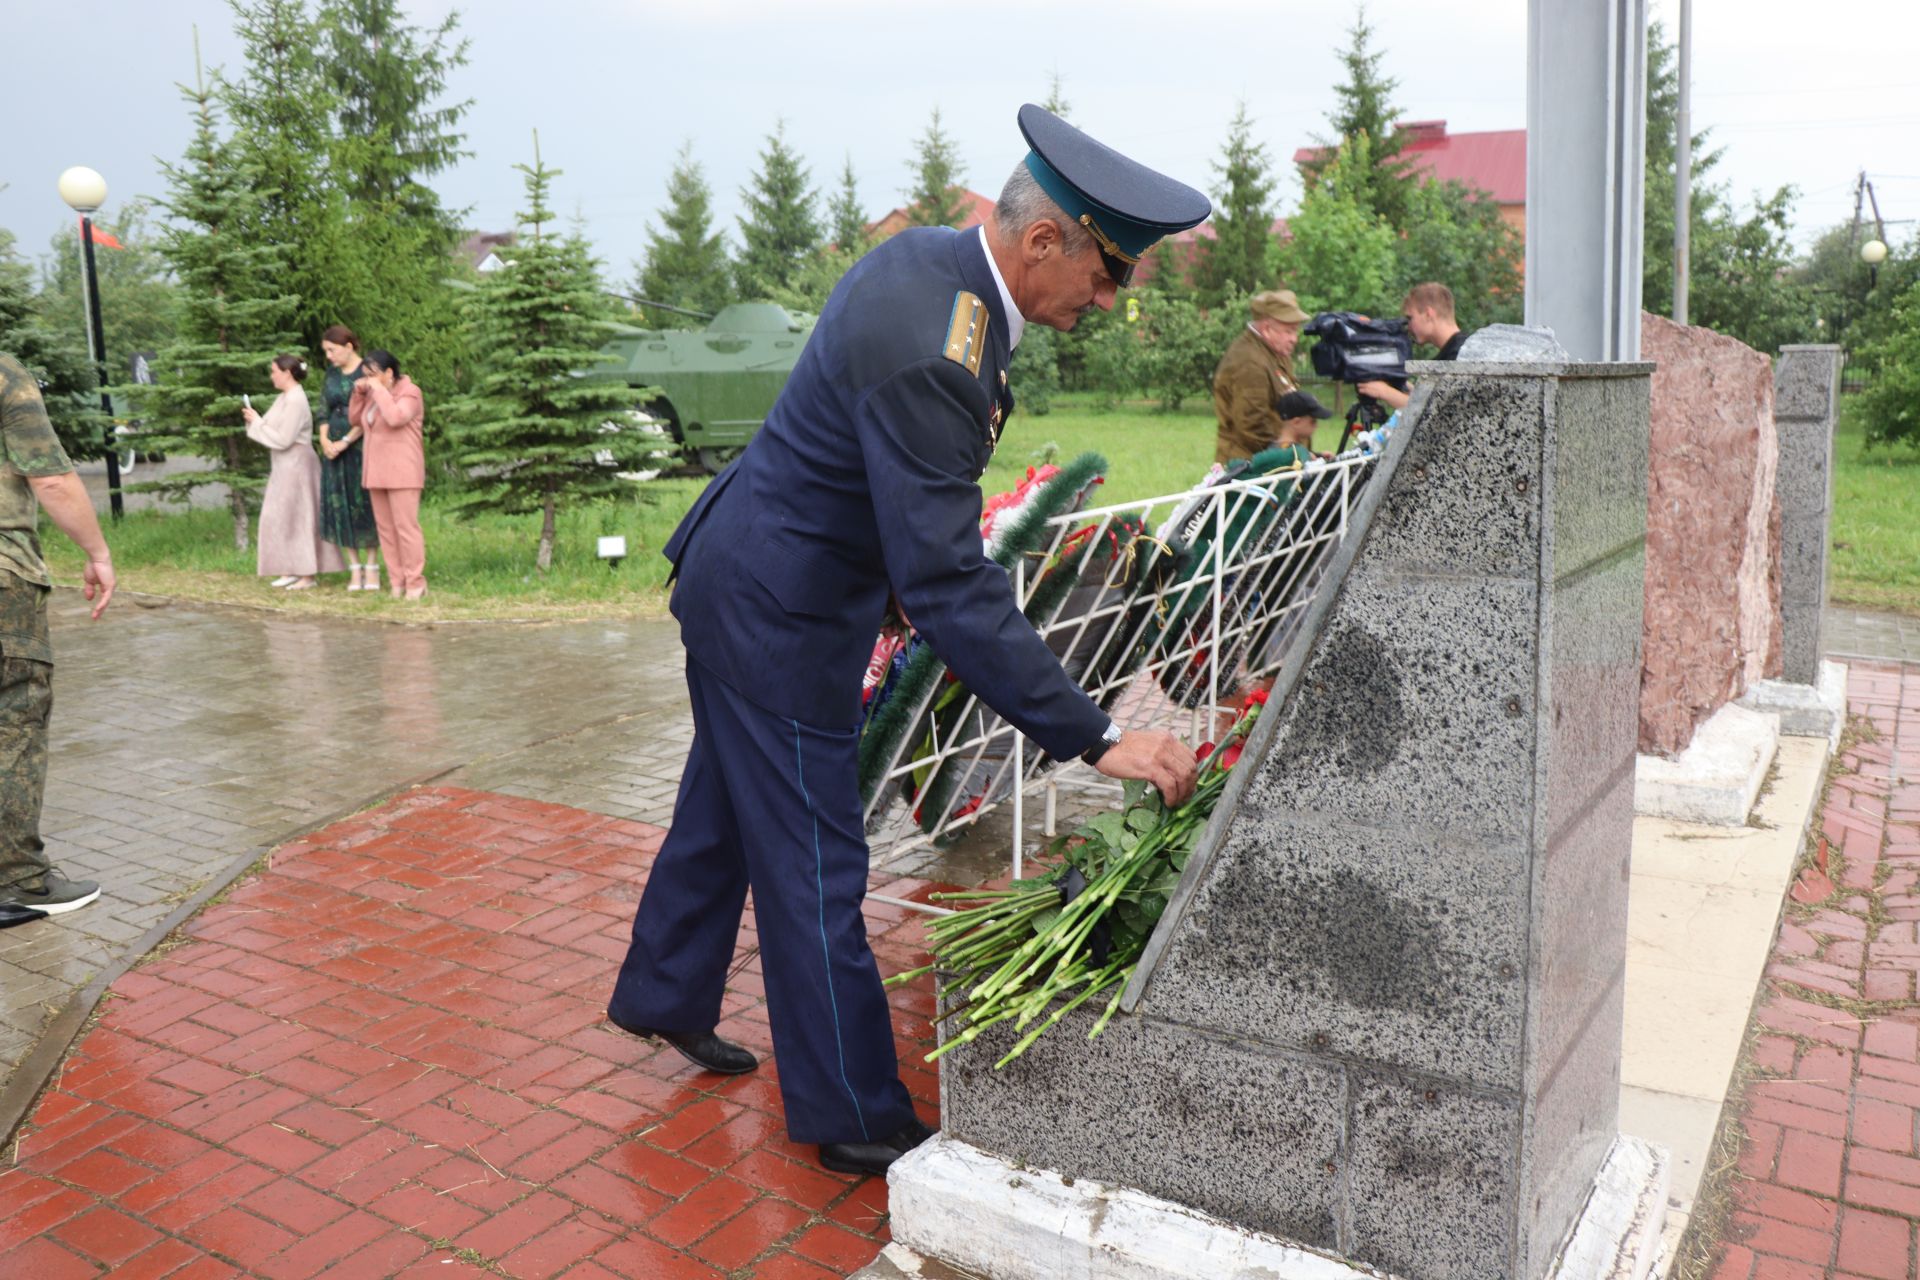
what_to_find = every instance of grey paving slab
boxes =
[4,591,687,1101]
[1825,605,1920,664]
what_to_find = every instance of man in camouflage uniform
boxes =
[1211,288,1309,464]
[1,352,115,925]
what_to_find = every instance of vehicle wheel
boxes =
[697,447,743,474]
[118,447,138,473]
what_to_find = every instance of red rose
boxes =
[1195,742,1215,761]
[1248,689,1270,706]
[1220,743,1244,769]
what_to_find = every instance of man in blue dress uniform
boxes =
[608,105,1212,1177]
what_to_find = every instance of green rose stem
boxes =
[890,704,1262,1069]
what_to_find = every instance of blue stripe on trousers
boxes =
[793,719,870,1142]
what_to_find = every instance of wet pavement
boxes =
[3,592,688,1105]
[1698,661,1920,1280]
[0,787,940,1279]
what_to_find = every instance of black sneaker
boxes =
[0,868,101,916]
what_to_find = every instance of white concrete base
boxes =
[1634,702,1781,826]
[864,1133,1668,1280]
[1736,660,1848,749]
[1548,1136,1672,1280]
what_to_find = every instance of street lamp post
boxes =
[1862,237,1889,290]
[57,165,123,522]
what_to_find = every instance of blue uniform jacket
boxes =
[662,226,1109,762]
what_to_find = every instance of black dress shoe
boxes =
[819,1116,938,1177]
[608,1014,759,1075]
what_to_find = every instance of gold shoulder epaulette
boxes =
[942,291,987,376]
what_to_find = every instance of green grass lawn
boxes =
[1830,398,1920,617]
[43,392,1353,623]
[50,385,1909,624]
[42,478,706,623]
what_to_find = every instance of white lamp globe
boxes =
[1861,239,1889,267]
[57,166,108,214]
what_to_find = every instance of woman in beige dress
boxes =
[242,355,344,590]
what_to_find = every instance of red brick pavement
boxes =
[0,787,952,1279]
[1713,661,1920,1280]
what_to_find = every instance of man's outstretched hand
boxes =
[1093,729,1199,808]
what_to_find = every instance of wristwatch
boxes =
[1081,720,1125,767]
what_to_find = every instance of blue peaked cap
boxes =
[1017,103,1211,287]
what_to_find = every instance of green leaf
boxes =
[1148,867,1183,897]
[1122,778,1147,808]
[1086,812,1126,847]
[1125,807,1158,834]
[1138,891,1169,925]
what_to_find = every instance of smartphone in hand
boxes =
[242,393,252,411]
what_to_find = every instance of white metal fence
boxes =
[862,448,1388,913]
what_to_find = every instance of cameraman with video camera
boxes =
[1354,282,1466,410]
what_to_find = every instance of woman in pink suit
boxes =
[350,349,429,600]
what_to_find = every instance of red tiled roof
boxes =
[1293,121,1526,205]
[869,188,998,235]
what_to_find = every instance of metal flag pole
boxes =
[1673,0,1692,324]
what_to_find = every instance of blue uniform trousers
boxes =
[609,659,916,1146]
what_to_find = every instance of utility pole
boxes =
[1673,0,1692,324]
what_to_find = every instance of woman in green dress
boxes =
[318,324,382,591]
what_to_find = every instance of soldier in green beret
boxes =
[1211,288,1308,464]
[0,352,115,925]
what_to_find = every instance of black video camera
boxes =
[1304,311,1412,441]
[1304,312,1412,388]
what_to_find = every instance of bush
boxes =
[1008,322,1058,416]
[1854,278,1920,449]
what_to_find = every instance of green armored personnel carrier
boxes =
[591,300,817,472]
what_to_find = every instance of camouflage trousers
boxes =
[0,574,53,892]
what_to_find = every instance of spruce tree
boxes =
[314,0,474,401]
[734,121,822,299]
[0,230,100,460]
[223,0,340,348]
[1042,72,1070,121]
[905,107,971,228]
[827,156,870,255]
[133,44,300,550]
[316,0,471,226]
[636,143,732,325]
[1192,104,1276,304]
[448,137,638,572]
[1300,9,1420,229]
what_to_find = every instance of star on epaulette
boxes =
[942,291,987,376]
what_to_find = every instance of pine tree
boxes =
[734,121,822,298]
[0,230,100,460]
[636,143,732,326]
[1192,104,1276,304]
[222,0,340,349]
[1300,9,1420,229]
[827,156,870,255]
[133,41,301,551]
[905,107,971,228]
[447,136,639,572]
[316,0,471,226]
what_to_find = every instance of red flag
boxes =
[77,217,123,250]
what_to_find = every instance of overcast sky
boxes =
[5,0,1917,282]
